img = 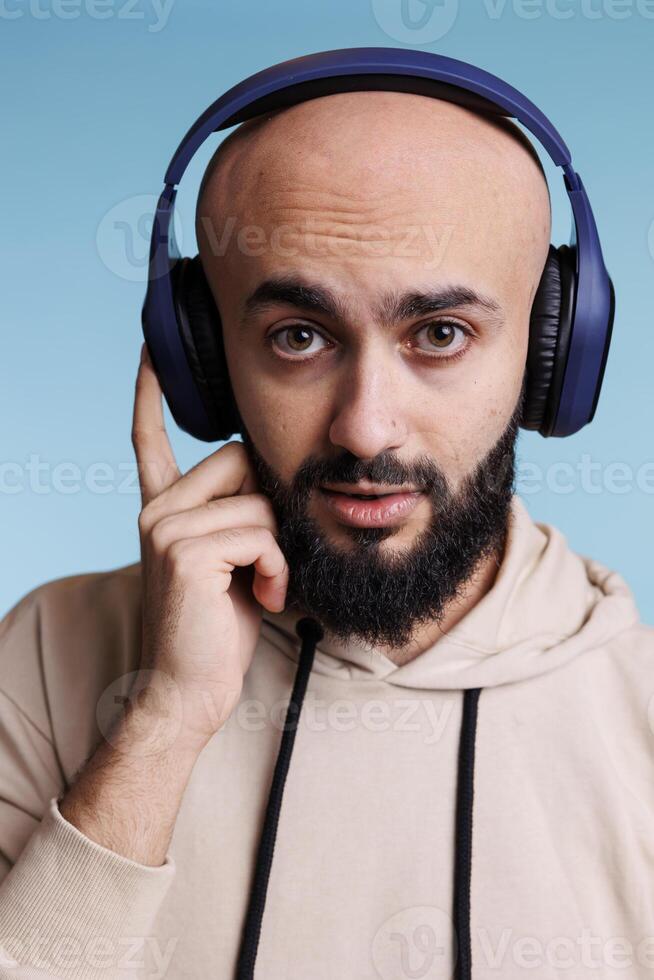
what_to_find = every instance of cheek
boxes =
[414,357,523,482]
[230,370,328,482]
[222,318,340,461]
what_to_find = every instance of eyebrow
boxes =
[240,276,504,331]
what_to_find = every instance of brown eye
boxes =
[286,327,314,351]
[414,319,469,357]
[268,324,330,359]
[428,322,456,347]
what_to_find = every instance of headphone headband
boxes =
[143,46,614,439]
[164,47,574,183]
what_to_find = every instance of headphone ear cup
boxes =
[522,243,576,437]
[172,254,244,442]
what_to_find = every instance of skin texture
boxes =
[194,91,552,665]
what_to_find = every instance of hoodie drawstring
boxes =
[453,687,482,980]
[235,616,323,979]
[235,617,482,980]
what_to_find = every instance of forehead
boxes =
[198,93,550,309]
[204,193,530,314]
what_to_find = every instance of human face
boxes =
[196,92,550,646]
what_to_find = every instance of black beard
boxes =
[239,380,525,651]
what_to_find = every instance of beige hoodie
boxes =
[0,493,652,980]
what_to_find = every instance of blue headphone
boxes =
[141,46,615,441]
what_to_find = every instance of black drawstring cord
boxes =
[235,616,324,980]
[235,617,481,980]
[453,686,482,980]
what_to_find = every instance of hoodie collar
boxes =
[260,494,640,690]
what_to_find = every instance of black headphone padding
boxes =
[173,255,243,441]
[522,243,576,436]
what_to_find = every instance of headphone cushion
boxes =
[522,244,563,433]
[173,255,244,441]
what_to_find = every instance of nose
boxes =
[328,343,409,459]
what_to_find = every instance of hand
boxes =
[130,343,289,748]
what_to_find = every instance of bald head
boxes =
[195,90,551,306]
[197,92,550,216]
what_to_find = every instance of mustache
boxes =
[239,379,525,511]
[288,453,451,506]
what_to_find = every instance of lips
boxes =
[321,483,419,496]
[328,491,390,499]
[319,488,424,528]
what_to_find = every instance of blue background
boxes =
[2,0,653,622]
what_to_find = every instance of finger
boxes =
[132,343,181,506]
[239,444,262,496]
[170,526,289,612]
[146,439,259,519]
[240,464,260,496]
[145,493,278,550]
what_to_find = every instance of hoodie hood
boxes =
[260,493,640,690]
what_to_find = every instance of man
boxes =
[0,90,651,980]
